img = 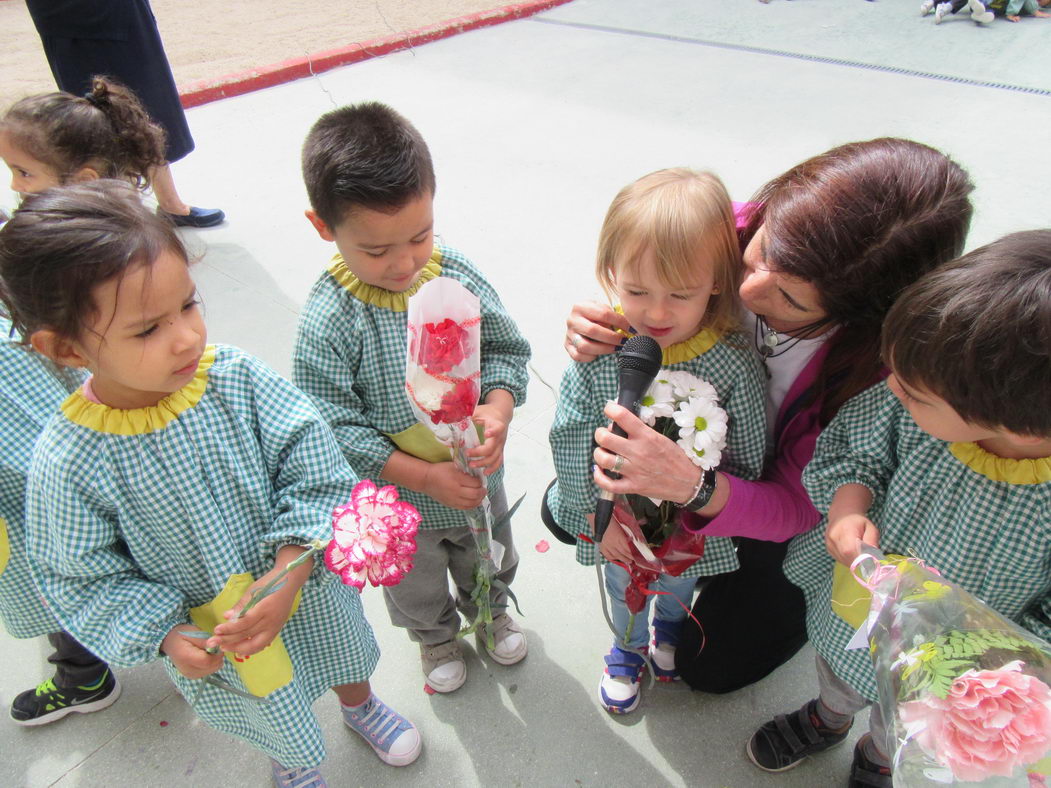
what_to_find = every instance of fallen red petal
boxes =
[535,540,550,553]
[423,683,436,695]
[159,720,169,727]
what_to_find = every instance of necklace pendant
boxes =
[760,329,780,356]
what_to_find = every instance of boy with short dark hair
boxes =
[748,230,1051,788]
[294,102,531,694]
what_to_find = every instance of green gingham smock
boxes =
[0,316,84,638]
[292,243,531,530]
[25,345,379,769]
[786,382,1051,701]
[548,328,767,577]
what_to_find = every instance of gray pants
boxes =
[383,486,519,645]
[816,653,888,760]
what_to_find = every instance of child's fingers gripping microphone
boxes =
[593,334,663,541]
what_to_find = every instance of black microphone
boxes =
[593,334,663,541]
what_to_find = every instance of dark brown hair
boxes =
[742,138,974,423]
[1,77,166,188]
[883,230,1051,437]
[301,101,435,228]
[0,180,187,342]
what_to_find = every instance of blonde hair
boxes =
[595,168,742,338]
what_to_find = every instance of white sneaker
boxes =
[934,1,952,22]
[968,0,994,21]
[420,640,466,693]
[598,645,646,714]
[476,613,528,665]
[920,0,935,14]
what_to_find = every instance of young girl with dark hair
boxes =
[563,137,974,694]
[0,77,166,194]
[0,181,419,786]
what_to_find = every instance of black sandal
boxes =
[746,699,852,772]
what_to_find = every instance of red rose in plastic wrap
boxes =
[431,378,478,425]
[418,318,470,374]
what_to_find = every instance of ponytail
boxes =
[1,77,166,189]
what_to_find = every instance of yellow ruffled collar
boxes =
[62,346,215,435]
[328,248,443,312]
[949,441,1051,485]
[612,305,721,365]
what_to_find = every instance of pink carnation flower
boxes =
[324,480,420,590]
[900,660,1051,782]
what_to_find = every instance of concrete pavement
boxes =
[2,1,1049,785]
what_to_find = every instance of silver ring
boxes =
[569,333,581,349]
[612,455,625,474]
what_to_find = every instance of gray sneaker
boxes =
[420,639,466,693]
[476,613,528,666]
[920,0,935,14]
[968,0,994,22]
[934,1,953,22]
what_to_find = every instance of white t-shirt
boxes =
[742,311,831,444]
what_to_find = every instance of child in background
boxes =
[923,0,995,24]
[0,76,168,726]
[547,169,766,714]
[293,102,531,694]
[2,182,420,787]
[0,321,118,726]
[748,231,1051,787]
[0,77,165,196]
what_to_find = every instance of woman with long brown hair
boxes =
[560,137,974,698]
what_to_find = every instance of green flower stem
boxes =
[204,539,326,654]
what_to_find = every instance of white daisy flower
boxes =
[665,370,719,404]
[673,396,728,470]
[638,376,676,426]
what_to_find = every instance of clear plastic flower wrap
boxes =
[404,277,521,646]
[849,546,1051,786]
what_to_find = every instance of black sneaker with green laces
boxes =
[10,670,121,726]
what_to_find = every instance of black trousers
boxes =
[675,536,807,693]
[27,0,195,162]
[47,631,108,687]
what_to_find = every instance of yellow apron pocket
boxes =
[190,572,301,698]
[386,421,487,464]
[831,553,908,629]
[0,517,9,577]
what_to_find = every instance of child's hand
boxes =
[162,625,225,679]
[825,513,879,566]
[423,461,486,510]
[596,509,644,565]
[209,547,312,656]
[467,402,509,475]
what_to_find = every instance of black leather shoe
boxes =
[159,206,225,228]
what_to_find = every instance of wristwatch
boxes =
[682,469,717,512]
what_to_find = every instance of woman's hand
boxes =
[565,301,630,363]
[592,402,702,504]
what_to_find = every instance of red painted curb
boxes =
[179,0,573,109]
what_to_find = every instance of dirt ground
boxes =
[0,0,515,109]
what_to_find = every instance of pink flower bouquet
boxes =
[852,548,1051,786]
[404,277,521,647]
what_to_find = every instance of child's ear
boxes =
[30,329,89,369]
[304,210,335,242]
[69,166,100,184]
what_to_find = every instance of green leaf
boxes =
[491,494,526,532]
